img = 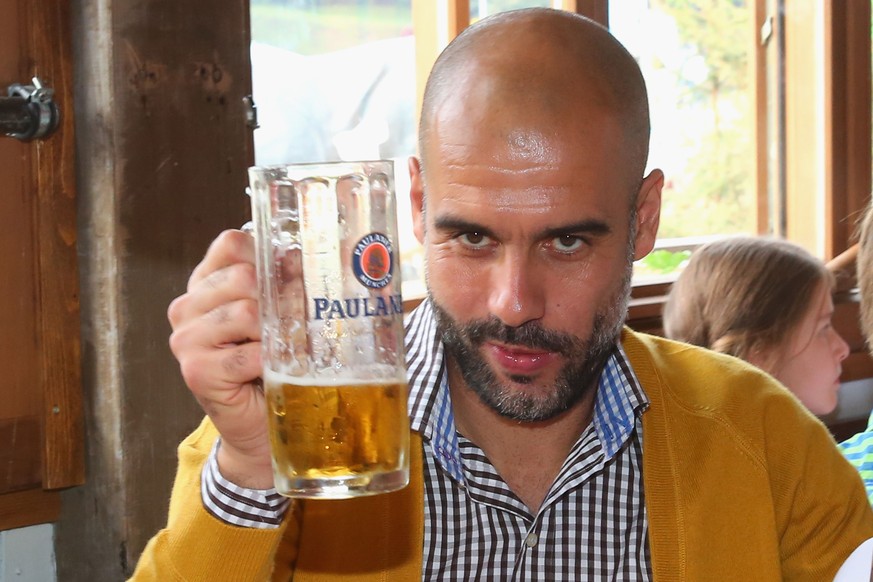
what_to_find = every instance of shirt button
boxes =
[525,532,538,548]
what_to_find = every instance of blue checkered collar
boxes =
[405,299,649,483]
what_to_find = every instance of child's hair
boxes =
[663,236,833,371]
[857,203,873,352]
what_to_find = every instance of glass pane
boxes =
[471,0,553,21]
[610,0,756,278]
[251,1,414,165]
[250,1,423,296]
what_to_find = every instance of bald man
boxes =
[133,8,873,581]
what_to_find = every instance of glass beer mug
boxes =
[247,160,409,498]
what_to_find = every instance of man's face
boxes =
[410,109,661,422]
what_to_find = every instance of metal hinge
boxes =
[1,77,60,141]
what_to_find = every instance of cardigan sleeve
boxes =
[129,416,294,582]
[770,403,873,581]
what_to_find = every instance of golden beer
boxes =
[264,368,410,498]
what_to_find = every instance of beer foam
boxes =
[263,367,405,387]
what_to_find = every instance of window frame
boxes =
[757,0,871,258]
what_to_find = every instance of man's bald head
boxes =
[418,8,650,199]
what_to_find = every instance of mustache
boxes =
[461,317,581,355]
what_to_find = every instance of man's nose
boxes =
[487,250,545,328]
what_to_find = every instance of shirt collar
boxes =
[405,299,648,481]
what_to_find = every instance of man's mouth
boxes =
[484,341,560,376]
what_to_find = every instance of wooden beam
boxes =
[574,0,608,26]
[56,0,253,576]
[23,0,85,491]
[449,0,470,30]
[0,418,41,494]
[824,1,871,258]
[551,0,579,13]
[0,489,60,532]
[754,0,771,235]
[0,0,42,507]
[413,0,470,128]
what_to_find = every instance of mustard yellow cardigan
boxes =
[132,330,873,581]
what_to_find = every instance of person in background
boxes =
[132,9,873,581]
[839,204,873,503]
[663,235,850,416]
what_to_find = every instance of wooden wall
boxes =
[56,0,252,577]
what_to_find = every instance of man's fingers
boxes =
[168,262,258,328]
[188,229,256,291]
[176,342,262,397]
[169,298,261,358]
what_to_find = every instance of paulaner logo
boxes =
[352,232,393,289]
[313,294,403,320]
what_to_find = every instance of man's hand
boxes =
[168,229,274,489]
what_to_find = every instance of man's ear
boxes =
[409,156,426,244]
[632,169,664,261]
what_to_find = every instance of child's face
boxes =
[772,282,849,416]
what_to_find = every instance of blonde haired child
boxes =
[664,236,849,416]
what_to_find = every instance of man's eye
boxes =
[459,232,490,248]
[552,235,584,253]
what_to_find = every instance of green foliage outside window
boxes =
[652,0,755,239]
[636,249,691,277]
[251,1,411,54]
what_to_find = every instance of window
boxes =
[611,1,756,240]
[250,1,871,295]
